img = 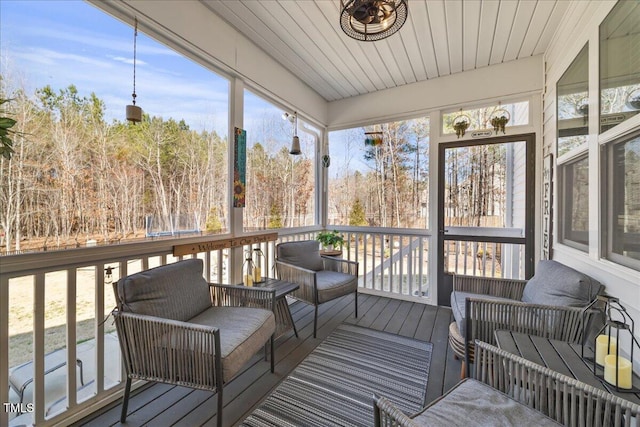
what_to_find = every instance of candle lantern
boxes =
[252,247,265,284]
[242,251,255,287]
[583,296,639,392]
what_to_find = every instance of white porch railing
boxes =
[0,227,434,426]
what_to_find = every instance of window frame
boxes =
[601,127,640,271]
[557,152,590,252]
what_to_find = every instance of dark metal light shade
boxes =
[290,136,301,155]
[340,0,408,41]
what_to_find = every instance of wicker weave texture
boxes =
[375,341,640,427]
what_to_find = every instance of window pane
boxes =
[328,118,429,228]
[557,44,589,157]
[442,101,529,136]
[243,90,316,231]
[444,141,526,230]
[559,155,589,250]
[600,1,640,133]
[0,1,229,252]
[605,132,640,270]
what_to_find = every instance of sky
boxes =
[0,0,230,136]
[0,0,390,170]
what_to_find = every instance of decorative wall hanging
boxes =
[626,88,640,110]
[233,127,246,208]
[126,17,143,123]
[364,131,383,146]
[575,97,589,116]
[490,108,510,134]
[340,0,408,42]
[453,113,471,138]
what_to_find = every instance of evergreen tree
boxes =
[205,207,222,232]
[268,203,283,229]
[349,198,368,226]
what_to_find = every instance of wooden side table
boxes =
[494,330,640,405]
[320,249,343,258]
[251,278,300,339]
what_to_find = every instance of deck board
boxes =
[74,294,460,427]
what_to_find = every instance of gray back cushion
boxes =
[115,258,211,321]
[277,240,324,271]
[522,260,602,307]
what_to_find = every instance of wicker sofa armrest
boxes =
[113,310,222,390]
[373,394,419,427]
[209,283,276,311]
[465,298,589,347]
[473,340,640,426]
[453,275,527,299]
[321,256,358,276]
[275,259,317,304]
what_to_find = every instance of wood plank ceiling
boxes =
[201,0,570,102]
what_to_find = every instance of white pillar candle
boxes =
[603,355,632,389]
[595,335,617,366]
[253,267,261,283]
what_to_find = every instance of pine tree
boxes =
[205,207,222,232]
[349,198,368,226]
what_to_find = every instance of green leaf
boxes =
[0,117,17,128]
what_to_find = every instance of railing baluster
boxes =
[67,268,77,407]
[34,272,45,424]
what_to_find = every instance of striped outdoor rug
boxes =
[241,323,432,427]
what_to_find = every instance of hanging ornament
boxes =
[364,131,383,146]
[452,112,471,138]
[489,107,510,134]
[126,17,142,123]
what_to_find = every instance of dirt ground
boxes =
[8,268,117,367]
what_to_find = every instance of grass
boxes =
[8,268,116,367]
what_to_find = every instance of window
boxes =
[328,117,429,228]
[603,130,640,270]
[600,1,640,133]
[558,155,589,250]
[243,90,316,231]
[0,1,230,252]
[557,44,589,157]
[442,101,529,136]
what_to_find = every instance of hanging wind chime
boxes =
[126,17,142,123]
[364,130,383,146]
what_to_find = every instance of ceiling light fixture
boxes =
[340,0,408,42]
[126,17,142,123]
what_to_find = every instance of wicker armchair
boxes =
[276,240,358,338]
[112,259,276,427]
[449,261,603,377]
[374,340,640,427]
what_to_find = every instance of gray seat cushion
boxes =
[189,307,275,382]
[521,260,602,307]
[277,240,324,271]
[451,291,516,338]
[315,270,358,303]
[116,258,211,322]
[411,378,562,426]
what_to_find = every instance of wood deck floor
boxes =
[75,293,461,427]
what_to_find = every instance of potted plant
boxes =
[316,230,345,251]
[0,98,18,160]
[453,119,470,138]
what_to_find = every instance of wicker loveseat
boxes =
[374,340,640,427]
[448,260,603,377]
[112,258,276,427]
